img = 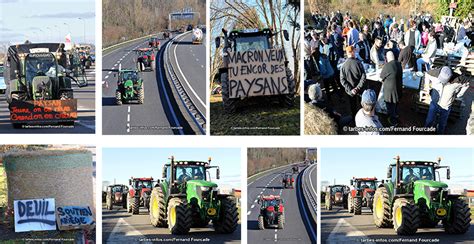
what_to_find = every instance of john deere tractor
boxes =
[373,156,471,235]
[128,177,154,215]
[105,65,144,105]
[149,156,238,235]
[214,28,295,112]
[4,43,87,128]
[348,177,378,215]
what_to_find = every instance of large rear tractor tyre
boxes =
[150,187,167,227]
[127,196,132,213]
[167,198,191,235]
[138,86,145,104]
[277,214,285,229]
[132,197,140,215]
[443,199,471,234]
[106,197,113,210]
[122,194,127,209]
[214,196,238,233]
[392,198,420,235]
[85,60,91,69]
[348,195,354,213]
[258,215,265,230]
[116,91,122,105]
[373,187,393,228]
[354,197,362,215]
[327,200,332,210]
[220,72,238,113]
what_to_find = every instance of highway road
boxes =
[321,204,474,244]
[102,31,206,135]
[0,66,95,133]
[247,163,317,243]
[102,203,241,244]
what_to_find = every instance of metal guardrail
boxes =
[302,164,318,219]
[296,165,317,242]
[102,34,157,54]
[163,33,206,134]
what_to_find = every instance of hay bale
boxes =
[3,149,93,215]
[304,103,338,135]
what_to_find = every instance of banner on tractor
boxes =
[10,99,78,123]
[56,206,95,230]
[227,48,289,99]
[14,198,56,232]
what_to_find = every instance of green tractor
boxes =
[105,64,144,105]
[149,156,238,235]
[373,156,471,235]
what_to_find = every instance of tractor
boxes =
[134,48,155,72]
[348,177,378,215]
[149,156,238,235]
[282,173,294,189]
[257,195,285,230]
[105,65,144,105]
[3,43,87,128]
[78,51,92,69]
[373,156,471,235]
[292,165,299,174]
[325,185,349,210]
[128,177,154,215]
[106,184,128,210]
[214,28,296,112]
[149,37,160,50]
[192,27,203,44]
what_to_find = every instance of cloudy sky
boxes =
[0,0,95,45]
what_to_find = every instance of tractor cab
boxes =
[216,28,289,52]
[119,70,140,85]
[136,48,154,61]
[258,195,285,229]
[351,177,377,190]
[259,195,283,208]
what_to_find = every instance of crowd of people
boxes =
[304,10,473,135]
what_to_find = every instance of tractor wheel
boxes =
[85,60,91,69]
[150,187,167,227]
[138,86,145,104]
[327,200,333,210]
[373,187,393,228]
[167,198,191,235]
[214,196,238,233]
[277,214,285,229]
[443,198,471,234]
[258,215,265,230]
[220,72,238,113]
[122,194,127,209]
[280,67,295,107]
[354,197,362,215]
[116,91,122,105]
[348,195,354,213]
[132,197,140,215]
[106,197,113,210]
[150,61,155,71]
[127,196,132,213]
[392,198,420,235]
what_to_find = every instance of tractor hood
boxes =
[186,180,218,188]
[414,180,448,188]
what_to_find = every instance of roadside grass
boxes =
[0,166,6,207]
[210,95,300,135]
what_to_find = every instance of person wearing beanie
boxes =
[380,51,403,126]
[355,89,383,135]
[340,46,367,117]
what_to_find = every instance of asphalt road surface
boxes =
[247,163,317,243]
[102,31,206,135]
[321,205,474,244]
[0,66,95,133]
[102,204,241,244]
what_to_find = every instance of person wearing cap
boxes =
[380,51,403,126]
[340,46,367,117]
[355,89,383,135]
[370,37,385,67]
[425,66,470,134]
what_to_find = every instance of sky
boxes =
[102,148,241,190]
[0,0,95,45]
[321,148,474,192]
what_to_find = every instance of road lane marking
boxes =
[107,218,152,244]
[128,106,131,113]
[254,199,258,203]
[108,71,112,74]
[251,204,255,209]
[247,211,251,215]
[201,65,204,68]
[105,75,109,79]
[327,218,375,244]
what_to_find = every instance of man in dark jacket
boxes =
[397,40,415,69]
[380,51,403,126]
[340,46,367,117]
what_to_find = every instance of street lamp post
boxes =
[78,17,86,44]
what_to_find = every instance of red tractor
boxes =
[105,184,128,210]
[148,37,160,50]
[257,195,285,230]
[128,177,154,214]
[348,177,378,215]
[134,48,155,72]
[282,173,295,188]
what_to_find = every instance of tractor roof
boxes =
[131,177,154,181]
[171,160,209,166]
[329,184,347,188]
[137,48,153,51]
[109,184,126,187]
[229,28,272,37]
[391,161,439,167]
[8,43,62,54]
[261,195,281,201]
[353,177,377,181]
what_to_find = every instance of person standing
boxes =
[370,37,385,67]
[346,21,359,46]
[404,20,421,52]
[380,51,403,126]
[355,32,371,63]
[340,46,367,117]
[398,40,415,69]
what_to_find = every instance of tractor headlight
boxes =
[200,186,211,191]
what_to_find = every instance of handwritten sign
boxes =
[10,99,77,123]
[14,198,56,232]
[56,206,95,230]
[227,48,290,98]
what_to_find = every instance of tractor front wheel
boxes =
[277,214,285,229]
[258,215,265,230]
[167,198,191,234]
[443,198,471,234]
[127,196,132,213]
[132,197,140,215]
[354,197,362,215]
[150,187,167,227]
[348,195,354,213]
[106,197,113,210]
[373,187,393,228]
[214,196,238,233]
[116,91,122,105]
[392,198,420,235]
